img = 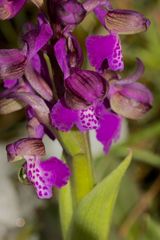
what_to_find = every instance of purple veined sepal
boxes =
[50,99,121,153]
[25,63,53,102]
[54,34,83,79]
[92,2,150,35]
[105,9,150,35]
[25,155,71,199]
[26,107,45,139]
[26,106,55,140]
[64,68,108,109]
[0,48,27,80]
[86,33,124,72]
[109,59,153,119]
[6,138,46,162]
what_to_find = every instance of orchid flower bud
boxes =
[65,68,108,109]
[6,138,45,162]
[56,0,86,25]
[109,58,153,119]
[105,9,150,34]
[110,82,153,119]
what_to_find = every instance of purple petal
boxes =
[23,14,53,59]
[40,157,71,188]
[86,34,124,72]
[3,79,18,89]
[0,0,26,20]
[54,38,70,79]
[94,6,107,26]
[25,63,53,102]
[26,156,71,199]
[50,100,78,131]
[0,49,26,80]
[115,58,144,85]
[7,92,50,125]
[27,117,45,139]
[96,111,121,153]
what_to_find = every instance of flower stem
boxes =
[59,130,95,206]
[58,131,95,239]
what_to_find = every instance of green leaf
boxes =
[67,151,132,240]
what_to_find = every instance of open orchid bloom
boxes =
[86,2,150,73]
[6,138,71,199]
[0,14,53,87]
[51,100,121,153]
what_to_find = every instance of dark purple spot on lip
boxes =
[113,60,118,64]
[29,164,32,168]
[44,192,48,196]
[39,191,42,196]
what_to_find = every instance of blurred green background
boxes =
[0,0,160,239]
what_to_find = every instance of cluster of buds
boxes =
[0,0,152,199]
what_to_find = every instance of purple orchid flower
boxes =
[51,99,121,153]
[52,26,121,153]
[6,138,71,199]
[0,14,53,89]
[86,2,150,73]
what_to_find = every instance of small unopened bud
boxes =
[6,138,45,162]
[65,68,108,109]
[105,9,150,34]
[56,0,86,25]
[67,35,83,68]
[110,83,153,119]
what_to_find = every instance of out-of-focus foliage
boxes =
[0,0,160,240]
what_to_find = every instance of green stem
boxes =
[59,175,73,240]
[58,130,95,239]
[59,130,95,205]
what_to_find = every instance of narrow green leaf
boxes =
[67,151,132,240]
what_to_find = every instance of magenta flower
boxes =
[6,138,71,199]
[86,2,150,73]
[0,15,53,87]
[51,100,121,153]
